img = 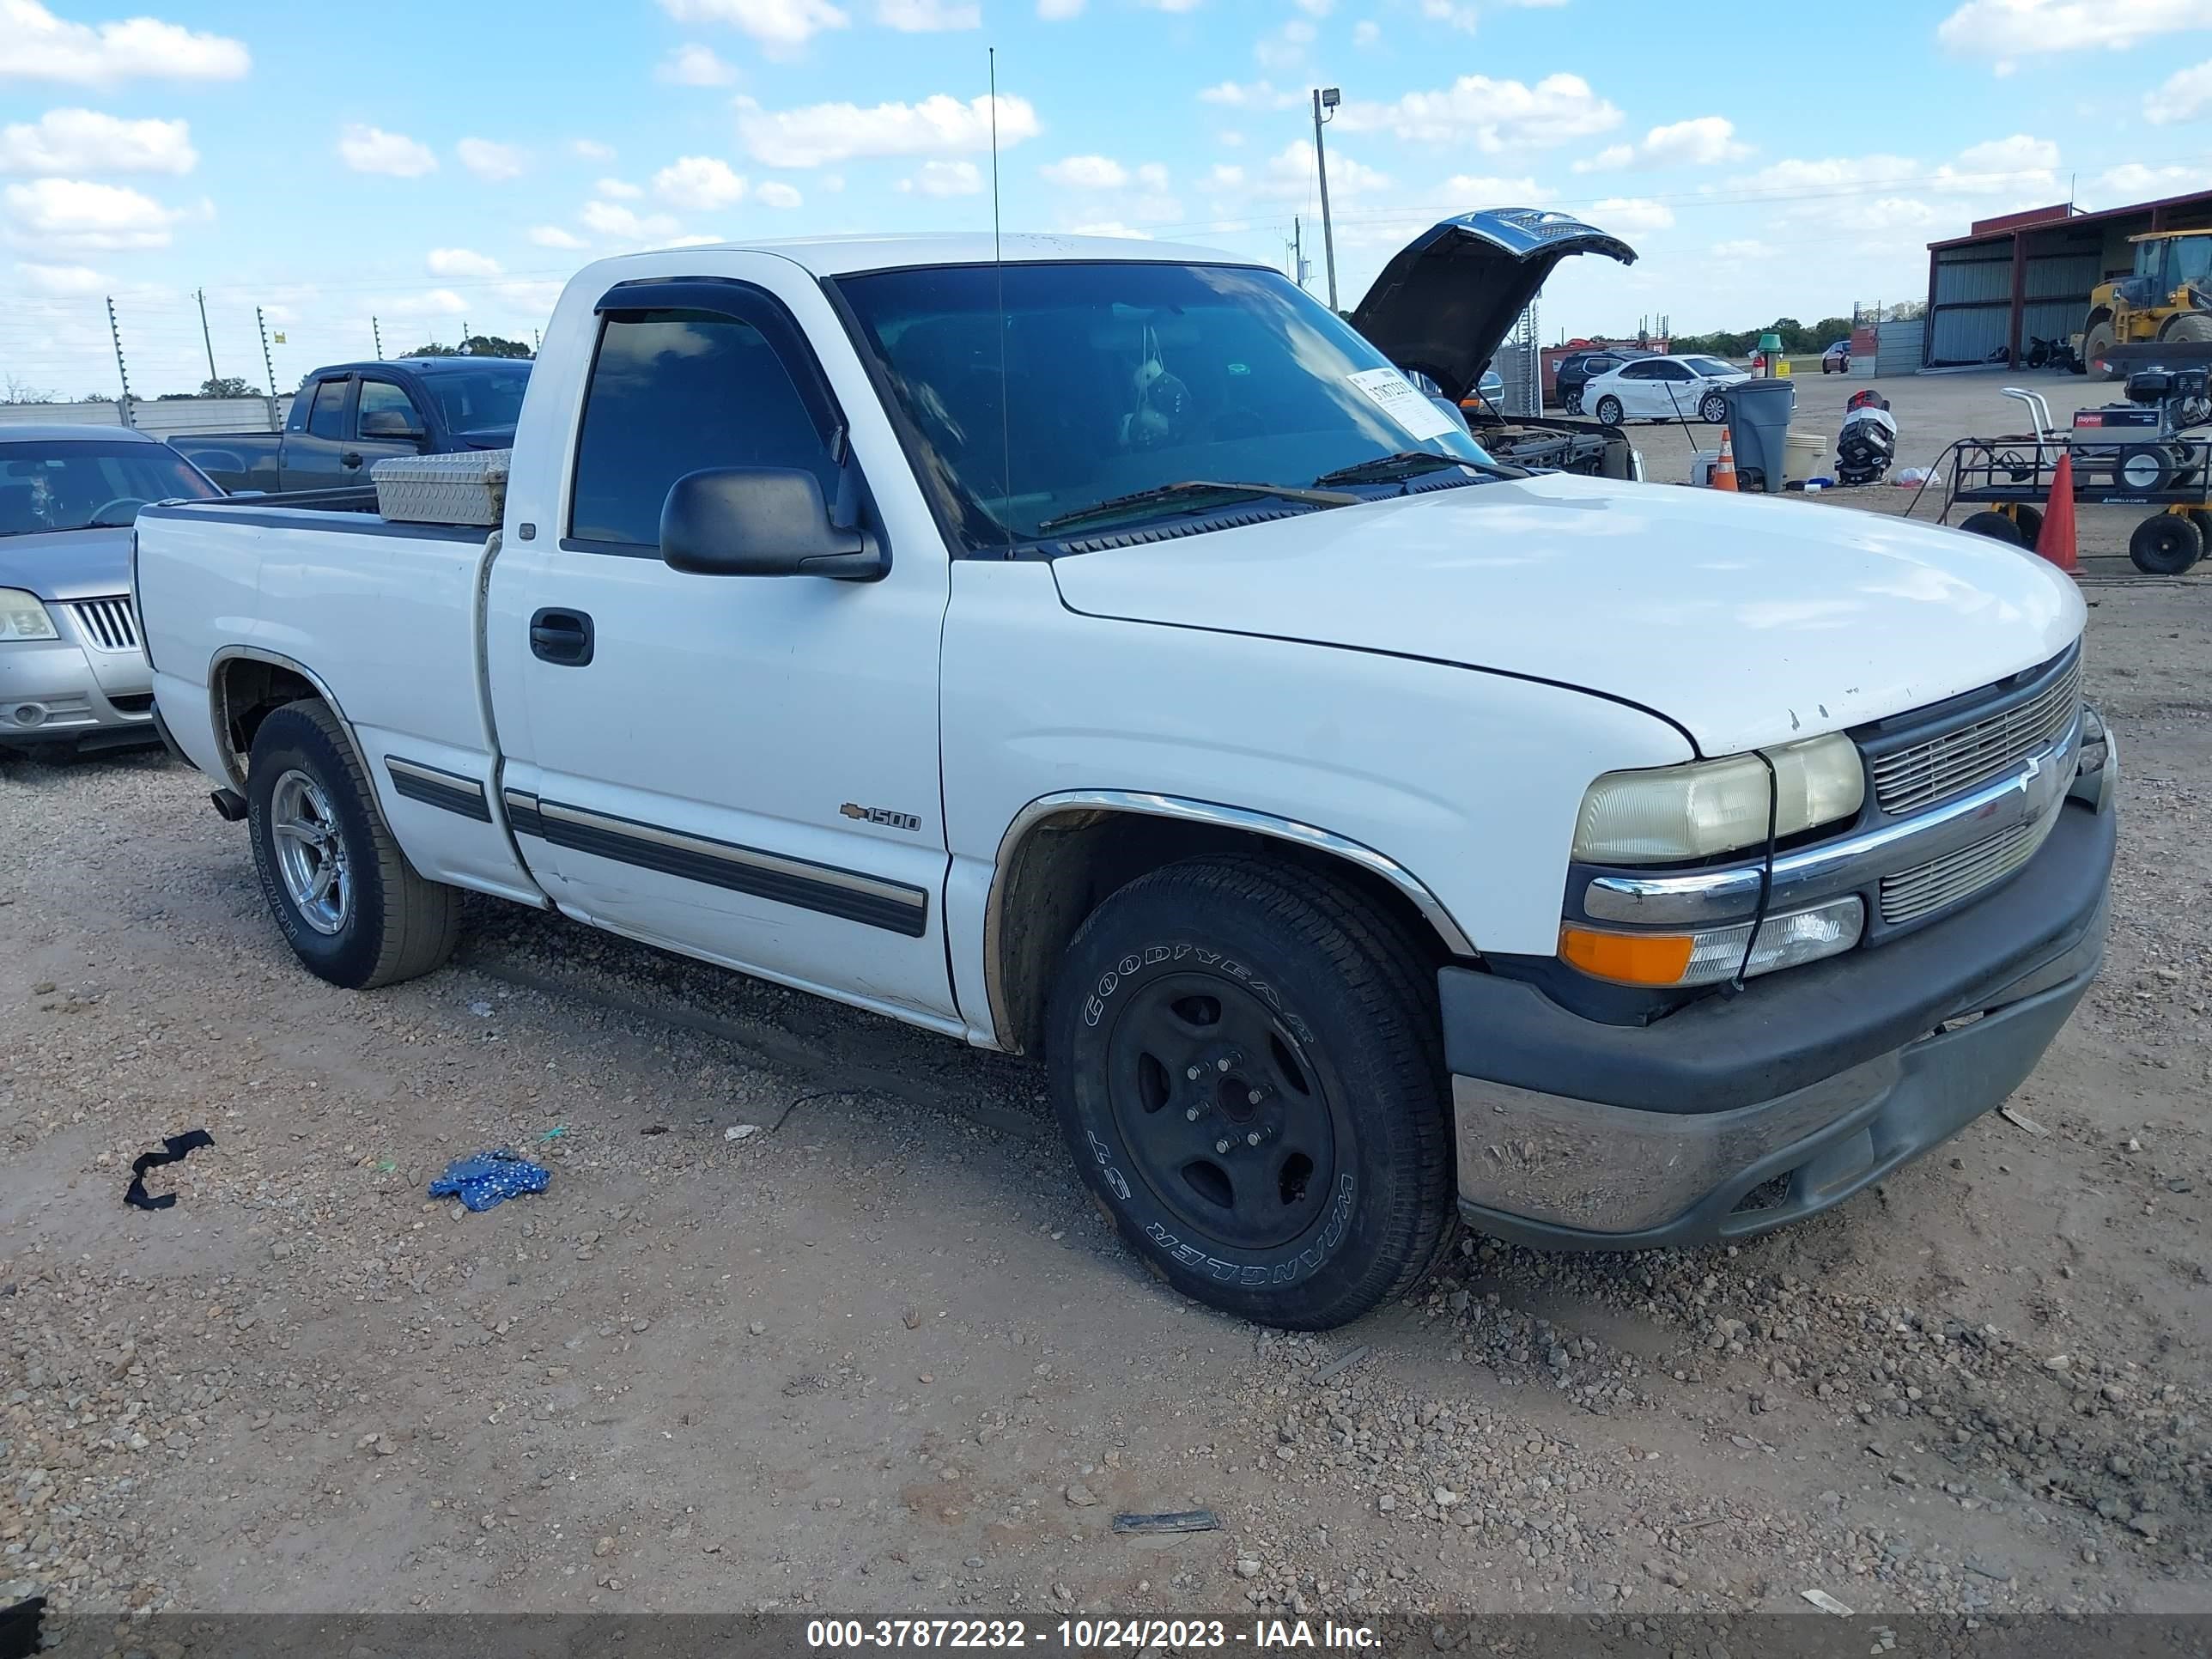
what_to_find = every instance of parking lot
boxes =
[3,529,2208,1626]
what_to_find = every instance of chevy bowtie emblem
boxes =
[841,803,922,831]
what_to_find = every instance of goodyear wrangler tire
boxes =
[1046,856,1453,1331]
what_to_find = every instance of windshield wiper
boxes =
[1311,452,1519,488]
[1037,479,1358,536]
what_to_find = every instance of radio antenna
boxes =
[990,46,1014,548]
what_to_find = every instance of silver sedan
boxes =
[0,424,224,755]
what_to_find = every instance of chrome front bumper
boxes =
[1444,713,2117,1249]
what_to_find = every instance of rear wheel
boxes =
[2131,512,2204,575]
[1046,856,1453,1331]
[2011,502,2045,551]
[247,701,460,988]
[1958,510,2024,545]
[1594,395,1624,427]
[2082,316,2119,380]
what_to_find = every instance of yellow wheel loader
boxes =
[2078,229,2212,378]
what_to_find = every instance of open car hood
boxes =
[1349,209,1638,403]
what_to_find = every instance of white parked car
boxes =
[134,229,2114,1331]
[1583,355,1750,426]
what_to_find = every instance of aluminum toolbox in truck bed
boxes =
[370,448,511,526]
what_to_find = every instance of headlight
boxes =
[1571,733,1864,864]
[0,588,58,642]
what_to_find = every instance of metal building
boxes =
[1923,188,2212,368]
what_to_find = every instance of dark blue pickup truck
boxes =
[169,357,531,495]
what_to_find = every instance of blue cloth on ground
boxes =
[428,1149,550,1212]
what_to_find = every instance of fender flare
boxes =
[206,645,378,798]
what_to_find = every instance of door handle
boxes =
[341,451,363,469]
[529,608,594,666]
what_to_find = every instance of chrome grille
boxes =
[1879,807,2063,925]
[1870,655,2079,815]
[69,596,140,653]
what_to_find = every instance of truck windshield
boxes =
[417,364,532,435]
[833,261,1498,550]
[0,440,222,536]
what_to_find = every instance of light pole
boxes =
[1312,86,1340,311]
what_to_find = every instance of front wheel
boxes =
[1958,510,2024,546]
[1046,857,1453,1331]
[2131,512,2204,576]
[2082,317,2120,380]
[1698,392,1729,424]
[247,701,460,988]
[1594,395,1624,427]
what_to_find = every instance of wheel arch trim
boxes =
[207,645,375,797]
[980,789,1478,1052]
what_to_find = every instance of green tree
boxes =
[401,342,459,358]
[199,375,261,398]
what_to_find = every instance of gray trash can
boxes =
[1719,379,1797,494]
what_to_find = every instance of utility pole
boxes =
[459,320,470,354]
[1311,87,1341,311]
[106,295,133,424]
[195,288,219,388]
[373,315,384,360]
[533,328,542,354]
[256,306,276,404]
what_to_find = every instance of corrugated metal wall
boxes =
[0,396,290,438]
[1875,319,1925,374]
[1929,243,2011,364]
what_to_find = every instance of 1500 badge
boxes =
[841,803,922,832]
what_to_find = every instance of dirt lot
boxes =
[1623,364,2191,575]
[3,552,2210,1630]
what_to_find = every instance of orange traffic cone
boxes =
[1711,427,1740,492]
[2037,450,2077,575]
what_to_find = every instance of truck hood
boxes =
[1350,209,1638,404]
[0,525,135,601]
[1047,471,2086,756]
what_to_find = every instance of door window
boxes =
[1652,361,1695,381]
[568,309,836,550]
[1615,362,1657,380]
[357,380,425,435]
[307,380,349,439]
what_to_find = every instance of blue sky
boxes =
[4,0,2211,398]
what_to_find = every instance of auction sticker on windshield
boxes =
[1346,368,1461,442]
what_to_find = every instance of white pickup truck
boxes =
[135,220,2117,1331]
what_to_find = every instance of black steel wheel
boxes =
[1698,391,1729,424]
[1047,856,1452,1331]
[1958,510,2024,546]
[2131,512,2204,576]
[1594,394,1624,427]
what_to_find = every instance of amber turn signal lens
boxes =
[1557,925,1696,987]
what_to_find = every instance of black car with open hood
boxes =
[1351,207,1642,479]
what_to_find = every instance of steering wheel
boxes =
[88,497,149,526]
[1206,403,1267,441]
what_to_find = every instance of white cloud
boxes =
[0,109,195,175]
[757,179,803,208]
[571,138,616,161]
[530,224,589,249]
[1588,196,1674,233]
[659,0,848,53]
[1439,171,1542,199]
[456,137,526,181]
[2096,160,2212,198]
[1576,117,1752,173]
[1710,238,1775,260]
[596,176,642,198]
[3,176,183,248]
[1198,79,1298,110]
[1294,0,1334,12]
[15,258,107,295]
[338,124,438,178]
[1255,16,1315,70]
[1204,162,1245,190]
[1042,154,1128,190]
[1352,17,1379,43]
[1139,0,1202,9]
[654,155,748,209]
[877,0,979,25]
[581,198,682,241]
[737,92,1038,167]
[1232,138,1390,204]
[1039,0,1085,13]
[1069,221,1153,238]
[0,0,250,85]
[1931,133,2060,193]
[1573,144,1634,173]
[659,43,738,84]
[1938,0,2212,62]
[1420,0,1478,30]
[1337,73,1623,150]
[901,158,981,195]
[378,288,467,318]
[427,246,502,277]
[2145,58,2212,123]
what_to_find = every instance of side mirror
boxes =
[660,467,886,580]
[361,410,426,441]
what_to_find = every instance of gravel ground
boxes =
[3,570,2209,1628]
